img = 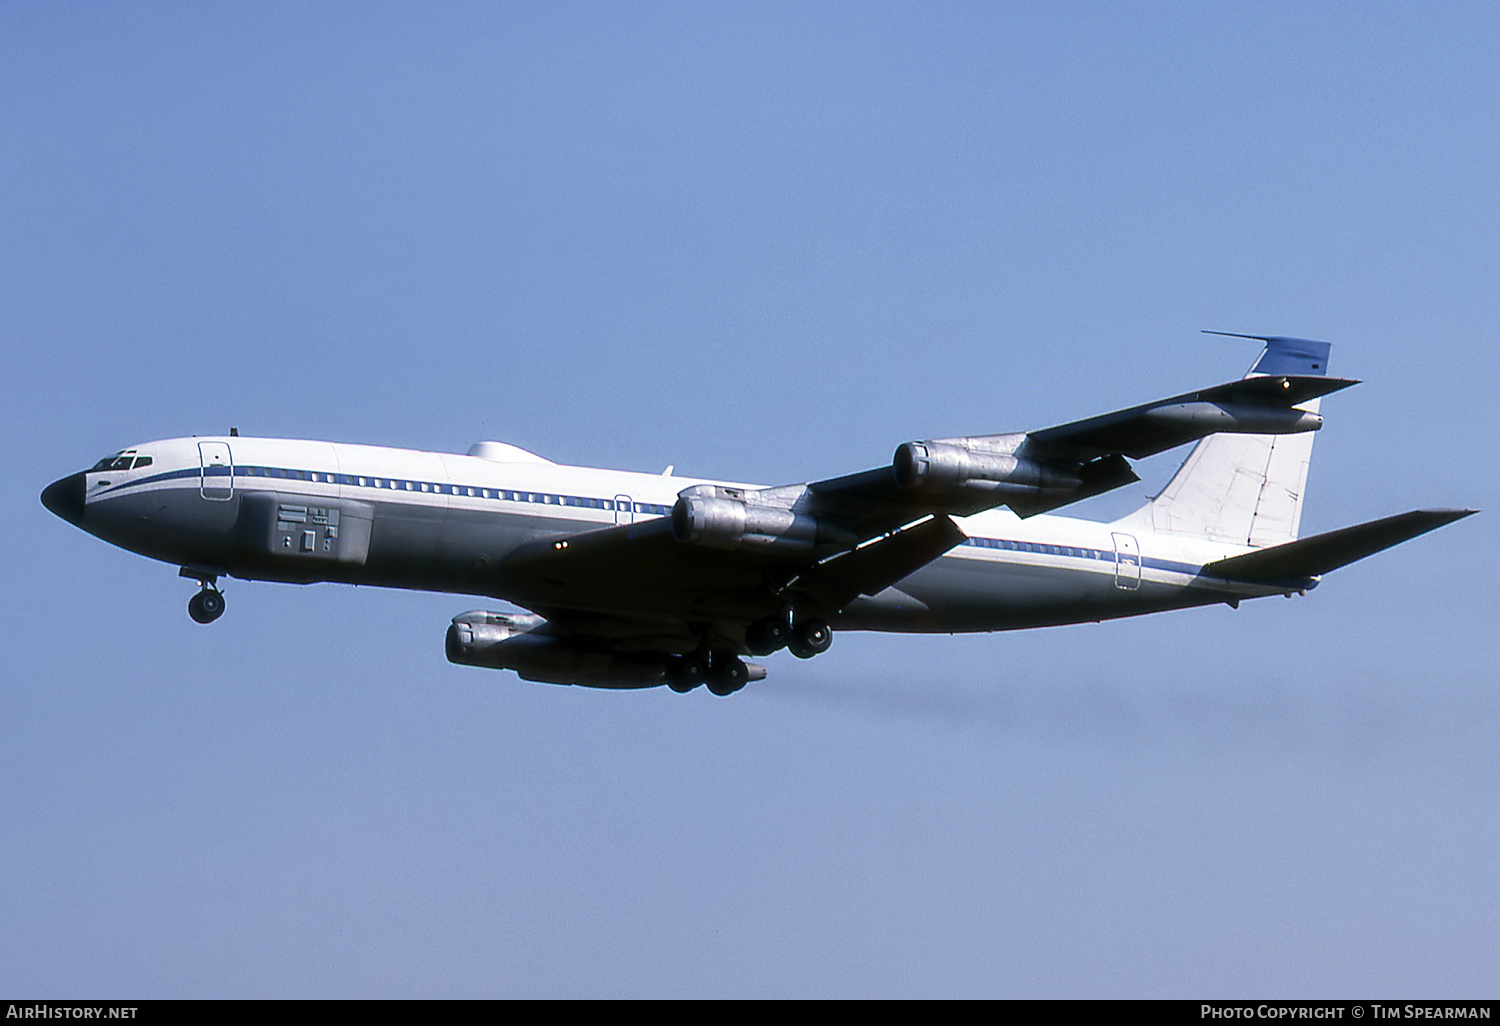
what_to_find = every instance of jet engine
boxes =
[446,610,670,689]
[671,490,853,553]
[892,441,1080,497]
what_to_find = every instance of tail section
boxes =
[1119,336,1333,548]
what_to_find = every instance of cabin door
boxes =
[199,441,234,501]
[1111,532,1140,590]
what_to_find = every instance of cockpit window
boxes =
[89,452,151,472]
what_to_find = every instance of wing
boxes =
[813,337,1355,520]
[495,510,966,626]
[495,335,1355,629]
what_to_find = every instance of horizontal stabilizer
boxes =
[1202,509,1477,583]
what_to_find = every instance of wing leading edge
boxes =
[811,336,1355,520]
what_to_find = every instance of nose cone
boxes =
[41,472,86,525]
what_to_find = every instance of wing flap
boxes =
[792,515,967,609]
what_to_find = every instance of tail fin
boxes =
[1118,335,1335,548]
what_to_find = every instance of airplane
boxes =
[41,333,1474,696]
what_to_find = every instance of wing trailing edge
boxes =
[792,515,967,609]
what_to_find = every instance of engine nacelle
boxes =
[445,609,546,664]
[445,610,669,689]
[671,493,831,552]
[892,441,1080,495]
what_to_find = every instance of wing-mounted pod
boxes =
[671,484,857,554]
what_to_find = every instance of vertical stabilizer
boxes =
[1118,336,1333,547]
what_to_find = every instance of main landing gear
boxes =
[746,613,833,660]
[666,650,759,696]
[665,613,832,696]
[180,567,225,624]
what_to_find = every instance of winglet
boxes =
[1202,330,1333,377]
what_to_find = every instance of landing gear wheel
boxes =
[787,618,832,659]
[188,588,225,625]
[745,616,790,656]
[667,652,709,693]
[706,653,749,696]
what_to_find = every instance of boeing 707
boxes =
[41,334,1474,695]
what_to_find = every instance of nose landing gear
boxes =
[188,588,225,624]
[180,566,226,624]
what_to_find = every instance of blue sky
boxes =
[4,2,1497,997]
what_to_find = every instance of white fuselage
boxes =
[62,434,1296,636]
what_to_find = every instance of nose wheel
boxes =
[180,567,226,624]
[188,587,225,624]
